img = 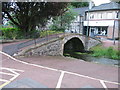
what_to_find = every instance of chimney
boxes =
[89,1,95,9]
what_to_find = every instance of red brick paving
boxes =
[18,56,118,83]
[0,53,119,88]
[61,73,103,88]
[101,39,119,50]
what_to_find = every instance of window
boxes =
[90,14,94,19]
[107,12,112,19]
[98,13,101,19]
[92,14,94,19]
[97,27,108,36]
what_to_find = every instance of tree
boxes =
[70,2,89,8]
[49,5,78,32]
[2,2,69,37]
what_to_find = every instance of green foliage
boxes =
[0,27,63,40]
[2,2,69,35]
[74,52,86,55]
[91,45,120,60]
[39,30,63,38]
[71,2,89,8]
[0,26,41,39]
[49,5,78,31]
[1,27,20,40]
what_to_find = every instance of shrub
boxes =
[1,27,20,40]
[39,30,63,37]
[0,27,40,39]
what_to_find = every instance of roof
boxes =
[88,2,120,12]
[73,7,88,16]
[73,2,120,15]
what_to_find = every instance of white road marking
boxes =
[0,51,58,72]
[30,63,58,72]
[0,72,15,76]
[0,51,120,87]
[7,69,19,76]
[0,79,9,82]
[0,66,24,88]
[1,67,24,72]
[10,74,19,81]
[63,71,119,85]
[56,71,65,88]
[0,74,20,89]
[100,80,108,90]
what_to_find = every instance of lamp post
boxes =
[113,20,116,45]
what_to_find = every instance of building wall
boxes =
[69,15,85,34]
[84,10,120,39]
[106,21,118,39]
[86,10,120,20]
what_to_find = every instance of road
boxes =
[0,51,119,89]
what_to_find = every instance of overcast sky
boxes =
[92,0,111,6]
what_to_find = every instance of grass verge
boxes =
[90,44,120,60]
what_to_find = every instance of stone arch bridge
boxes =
[17,34,101,57]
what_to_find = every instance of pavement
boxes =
[101,38,119,50]
[0,51,119,89]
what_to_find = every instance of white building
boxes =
[84,2,120,39]
[66,7,88,34]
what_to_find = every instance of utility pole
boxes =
[85,9,89,51]
[79,15,81,34]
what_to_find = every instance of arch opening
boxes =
[63,37,84,55]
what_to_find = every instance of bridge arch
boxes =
[63,37,84,53]
[62,36,85,55]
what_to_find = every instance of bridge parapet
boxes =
[16,34,101,57]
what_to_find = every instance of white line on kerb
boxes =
[0,51,120,85]
[56,71,65,88]
[100,80,108,90]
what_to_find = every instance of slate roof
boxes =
[73,7,88,16]
[73,2,120,14]
[88,2,120,12]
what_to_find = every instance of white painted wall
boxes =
[86,10,119,20]
[84,20,114,26]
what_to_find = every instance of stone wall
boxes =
[87,37,101,50]
[21,39,63,57]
